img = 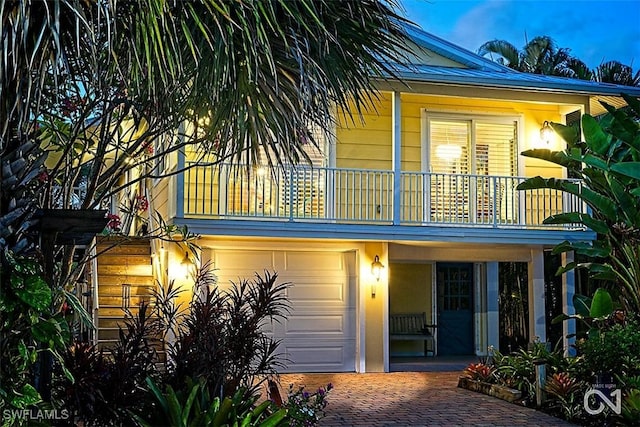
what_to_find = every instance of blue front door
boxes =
[437,263,474,355]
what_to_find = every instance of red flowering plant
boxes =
[105,213,121,233]
[37,170,50,183]
[463,362,496,383]
[135,195,149,212]
[545,372,585,421]
[546,372,582,398]
[141,140,154,156]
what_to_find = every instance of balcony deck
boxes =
[177,163,588,242]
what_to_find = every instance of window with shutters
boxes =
[425,114,519,223]
[222,129,327,218]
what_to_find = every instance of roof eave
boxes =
[388,72,640,97]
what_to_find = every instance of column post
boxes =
[392,91,402,225]
[486,262,500,352]
[562,251,576,356]
[528,249,546,343]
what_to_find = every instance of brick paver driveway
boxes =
[279,372,574,426]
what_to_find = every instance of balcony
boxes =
[180,163,585,232]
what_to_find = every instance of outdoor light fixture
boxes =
[540,121,554,145]
[180,251,191,266]
[370,255,384,298]
[180,251,193,278]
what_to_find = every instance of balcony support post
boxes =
[528,248,546,344]
[392,91,402,225]
[486,262,500,353]
[176,130,186,219]
[562,251,576,356]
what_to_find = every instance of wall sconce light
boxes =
[370,255,384,298]
[540,121,554,146]
[180,251,193,278]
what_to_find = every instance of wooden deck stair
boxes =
[95,238,164,359]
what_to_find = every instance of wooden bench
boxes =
[390,312,436,356]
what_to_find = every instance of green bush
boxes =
[576,319,640,382]
[134,377,287,427]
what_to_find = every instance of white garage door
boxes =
[212,249,356,372]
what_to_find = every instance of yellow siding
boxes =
[364,242,386,372]
[336,92,571,178]
[152,178,170,219]
[336,94,393,170]
[389,263,432,355]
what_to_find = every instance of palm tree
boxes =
[478,36,576,77]
[478,35,639,86]
[1,0,415,408]
[594,61,640,86]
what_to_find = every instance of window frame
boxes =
[421,110,524,178]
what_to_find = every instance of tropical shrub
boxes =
[283,383,333,427]
[621,388,640,425]
[491,342,554,400]
[480,330,640,425]
[575,319,640,382]
[462,363,496,383]
[0,253,71,421]
[544,372,585,421]
[166,268,290,400]
[55,302,162,425]
[134,377,287,427]
[517,94,640,314]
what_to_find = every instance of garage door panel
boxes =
[284,314,344,335]
[280,339,356,372]
[214,250,276,272]
[284,252,344,272]
[259,319,276,337]
[287,281,346,304]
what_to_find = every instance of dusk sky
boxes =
[401,0,640,69]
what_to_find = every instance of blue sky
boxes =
[401,0,640,69]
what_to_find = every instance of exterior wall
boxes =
[389,262,432,355]
[152,177,171,220]
[335,94,393,170]
[389,243,533,263]
[336,91,571,179]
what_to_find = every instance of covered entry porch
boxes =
[385,242,576,370]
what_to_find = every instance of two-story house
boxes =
[126,25,640,373]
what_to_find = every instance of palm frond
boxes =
[477,39,520,69]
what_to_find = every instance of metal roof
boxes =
[402,24,512,72]
[395,24,640,98]
[388,63,640,97]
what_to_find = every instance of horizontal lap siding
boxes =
[336,95,393,170]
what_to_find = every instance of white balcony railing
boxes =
[182,162,585,230]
